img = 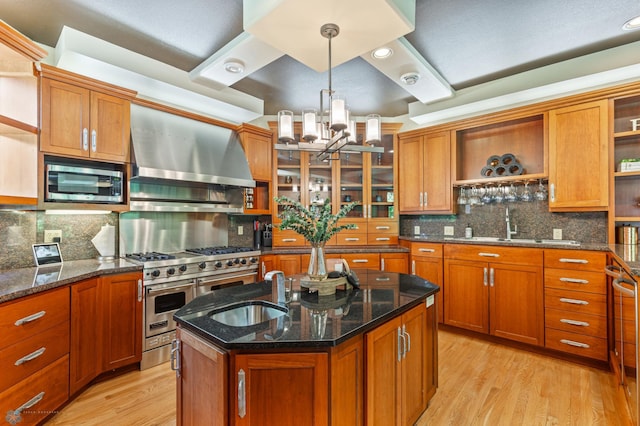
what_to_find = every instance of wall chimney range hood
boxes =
[129,104,255,213]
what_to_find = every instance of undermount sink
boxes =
[209,300,288,327]
[445,236,580,246]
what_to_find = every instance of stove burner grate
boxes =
[186,246,255,256]
[126,252,176,262]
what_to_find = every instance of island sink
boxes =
[209,300,288,327]
[445,236,580,246]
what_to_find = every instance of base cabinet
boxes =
[410,243,444,323]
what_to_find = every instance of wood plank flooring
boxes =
[46,330,632,425]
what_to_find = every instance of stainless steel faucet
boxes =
[505,206,518,240]
[264,270,286,305]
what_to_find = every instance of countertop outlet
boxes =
[414,226,421,235]
[553,229,562,240]
[444,226,455,236]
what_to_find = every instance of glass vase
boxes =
[307,242,327,281]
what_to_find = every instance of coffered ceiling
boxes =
[1,0,640,124]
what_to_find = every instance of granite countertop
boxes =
[0,259,142,303]
[262,245,410,255]
[174,269,439,350]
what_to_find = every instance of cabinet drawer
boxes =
[0,287,69,350]
[336,233,367,245]
[545,328,607,361]
[367,221,398,235]
[0,354,69,425]
[545,308,606,338]
[338,222,366,235]
[0,321,69,391]
[544,268,606,294]
[411,243,442,258]
[367,234,398,245]
[340,253,379,270]
[544,249,606,272]
[273,229,306,247]
[544,288,606,316]
[444,244,542,266]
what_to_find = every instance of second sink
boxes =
[210,300,288,327]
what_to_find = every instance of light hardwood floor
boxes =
[47,330,632,425]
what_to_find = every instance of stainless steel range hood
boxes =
[129,104,255,213]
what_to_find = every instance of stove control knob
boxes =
[214,261,223,268]
[240,258,247,265]
[233,258,240,265]
[226,260,234,267]
[249,257,258,264]
[167,268,176,275]
[199,262,207,270]
[179,265,187,273]
[150,270,160,278]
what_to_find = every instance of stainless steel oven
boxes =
[196,270,257,297]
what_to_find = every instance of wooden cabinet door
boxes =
[401,304,428,426]
[380,253,408,273]
[41,78,90,158]
[548,100,608,210]
[177,327,227,426]
[365,315,402,426]
[101,272,143,370]
[490,263,544,346]
[70,278,101,395]
[422,131,452,212]
[259,254,276,281]
[444,259,488,333]
[276,254,303,276]
[90,91,130,162]
[398,135,424,213]
[413,257,444,323]
[233,352,328,426]
[238,127,273,181]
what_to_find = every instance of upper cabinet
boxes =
[548,100,609,211]
[40,65,136,164]
[398,130,452,214]
[0,21,47,205]
[238,123,272,215]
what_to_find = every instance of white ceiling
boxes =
[1,0,640,124]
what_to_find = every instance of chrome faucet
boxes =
[505,206,518,240]
[264,270,286,305]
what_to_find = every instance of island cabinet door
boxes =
[176,328,228,426]
[232,352,329,426]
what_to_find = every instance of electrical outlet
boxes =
[414,226,421,235]
[553,228,562,240]
[444,226,454,236]
[44,230,62,243]
[238,226,244,236]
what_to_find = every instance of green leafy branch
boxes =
[274,196,358,244]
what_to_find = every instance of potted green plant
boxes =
[275,196,358,280]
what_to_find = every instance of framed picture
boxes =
[32,243,63,266]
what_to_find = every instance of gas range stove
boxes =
[126,246,261,284]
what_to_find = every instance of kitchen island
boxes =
[173,269,439,426]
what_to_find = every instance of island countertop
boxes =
[174,269,439,350]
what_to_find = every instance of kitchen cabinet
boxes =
[543,249,607,361]
[398,130,453,214]
[380,252,409,273]
[0,286,70,425]
[238,124,272,214]
[365,300,435,426]
[259,254,276,281]
[410,242,444,323]
[0,21,46,205]
[70,278,102,395]
[40,64,135,163]
[548,100,609,211]
[444,244,544,346]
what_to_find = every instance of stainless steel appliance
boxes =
[126,246,260,370]
[44,159,124,203]
[606,262,639,424]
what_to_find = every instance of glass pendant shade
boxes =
[278,110,294,142]
[330,95,348,131]
[302,109,318,141]
[365,114,381,143]
[347,119,357,143]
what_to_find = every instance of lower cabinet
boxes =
[410,242,444,323]
[365,302,436,426]
[444,245,544,346]
[70,278,102,395]
[268,252,409,277]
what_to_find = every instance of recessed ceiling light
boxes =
[371,47,393,59]
[400,72,421,85]
[623,15,640,30]
[224,59,245,74]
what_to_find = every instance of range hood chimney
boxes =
[129,104,255,213]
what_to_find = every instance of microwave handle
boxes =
[82,128,89,151]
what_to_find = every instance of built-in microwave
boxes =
[45,161,124,203]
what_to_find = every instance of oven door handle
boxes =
[199,272,257,285]
[146,282,196,294]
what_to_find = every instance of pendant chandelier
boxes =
[276,23,383,161]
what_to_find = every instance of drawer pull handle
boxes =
[15,311,46,326]
[352,259,369,263]
[345,238,360,241]
[376,237,390,241]
[238,369,246,418]
[376,226,390,230]
[479,252,500,258]
[282,238,297,242]
[560,319,590,327]
[559,297,589,305]
[376,277,390,281]
[559,258,588,264]
[15,347,46,366]
[560,277,589,284]
[560,339,590,349]
[418,248,435,253]
[10,391,45,421]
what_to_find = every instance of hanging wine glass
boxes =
[505,182,518,202]
[493,184,504,203]
[534,179,548,201]
[469,185,481,205]
[457,186,468,205]
[481,184,493,204]
[520,180,533,202]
